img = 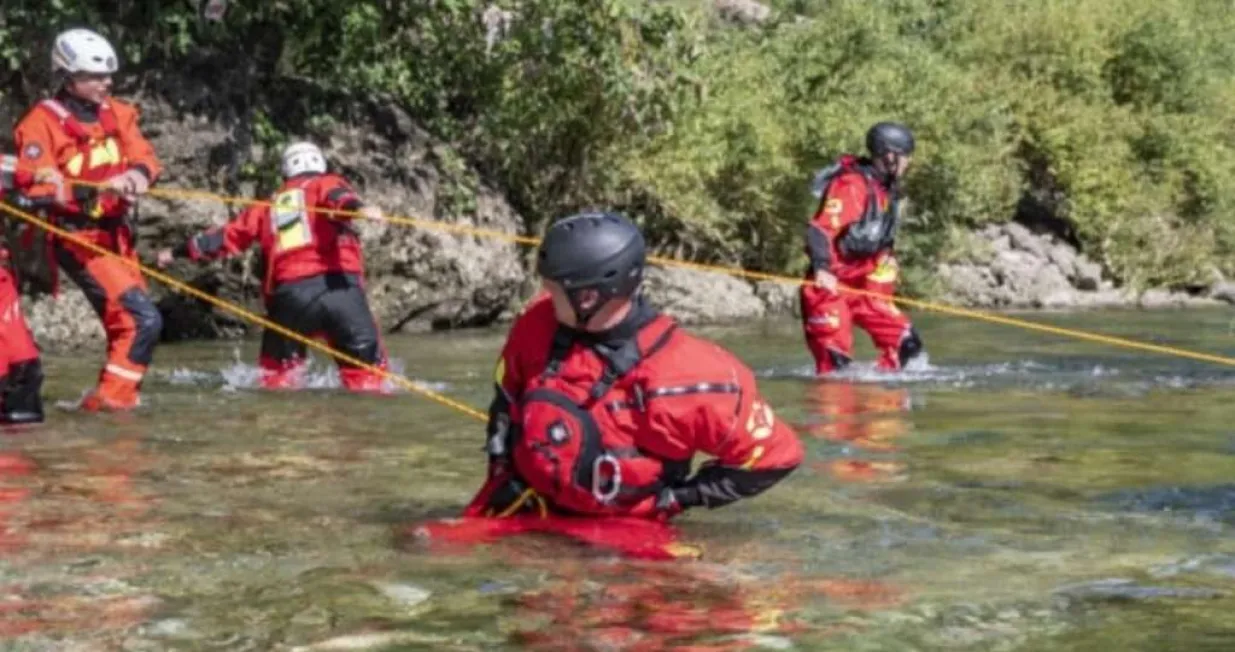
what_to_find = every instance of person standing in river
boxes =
[464,211,804,520]
[799,121,925,375]
[0,156,44,425]
[10,28,164,412]
[156,141,390,393]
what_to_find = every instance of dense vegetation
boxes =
[2,0,1233,294]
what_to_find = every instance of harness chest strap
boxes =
[37,99,120,142]
[534,318,681,504]
[813,161,901,257]
[38,98,123,208]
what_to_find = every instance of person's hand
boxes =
[651,485,702,520]
[814,269,838,292]
[155,248,175,268]
[359,205,384,221]
[104,169,150,200]
[32,168,73,208]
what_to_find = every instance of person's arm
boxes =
[648,350,805,513]
[807,175,867,273]
[112,101,162,191]
[11,114,76,210]
[483,294,556,463]
[168,205,265,263]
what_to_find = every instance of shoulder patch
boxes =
[23,143,41,160]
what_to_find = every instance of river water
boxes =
[3,308,1235,650]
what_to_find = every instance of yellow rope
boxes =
[69,179,1235,368]
[0,199,489,421]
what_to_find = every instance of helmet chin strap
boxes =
[569,290,605,328]
[879,153,902,190]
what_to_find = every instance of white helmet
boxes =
[51,28,119,75]
[281,141,327,178]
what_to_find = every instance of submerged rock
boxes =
[1054,577,1225,602]
[369,581,431,610]
[1097,483,1235,523]
[290,630,449,651]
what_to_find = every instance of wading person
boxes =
[465,211,804,520]
[11,28,163,411]
[157,141,389,392]
[800,121,925,374]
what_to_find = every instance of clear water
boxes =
[3,307,1235,650]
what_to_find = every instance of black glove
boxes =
[655,484,703,514]
[665,464,797,511]
[484,411,512,463]
[483,387,517,464]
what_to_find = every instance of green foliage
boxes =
[625,0,1235,291]
[2,0,1233,292]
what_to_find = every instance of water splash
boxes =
[759,354,1235,394]
[760,355,1051,386]
[154,348,450,394]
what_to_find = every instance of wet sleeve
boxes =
[658,356,805,510]
[177,205,263,261]
[484,316,529,458]
[322,178,365,214]
[115,103,162,184]
[806,224,832,272]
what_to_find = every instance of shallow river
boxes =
[3,308,1235,651]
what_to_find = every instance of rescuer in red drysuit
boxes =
[800,122,925,374]
[156,142,389,392]
[0,156,45,426]
[463,211,804,521]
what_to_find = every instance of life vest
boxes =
[21,100,132,296]
[810,156,901,259]
[35,98,129,222]
[511,316,691,516]
[258,174,366,295]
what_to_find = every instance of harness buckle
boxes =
[592,453,621,504]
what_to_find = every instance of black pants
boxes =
[1,359,44,425]
[262,273,384,368]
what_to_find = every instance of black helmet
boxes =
[866,122,915,157]
[537,211,646,323]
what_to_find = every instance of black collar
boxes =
[54,90,100,123]
[564,294,659,346]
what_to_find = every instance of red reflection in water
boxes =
[0,438,159,640]
[800,382,913,482]
[507,557,903,650]
[0,451,35,552]
[403,512,906,648]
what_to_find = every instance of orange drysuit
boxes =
[12,93,163,410]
